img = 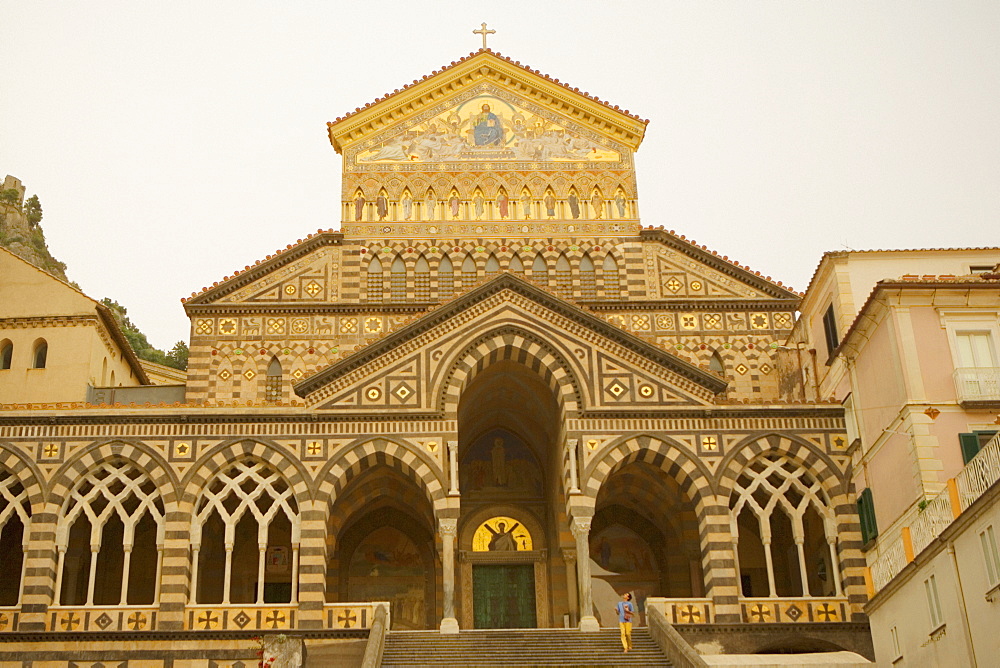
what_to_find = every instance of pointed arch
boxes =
[602,254,621,298]
[580,253,596,298]
[555,253,572,297]
[508,253,524,274]
[0,339,11,370]
[485,253,501,278]
[54,457,167,606]
[391,254,407,301]
[190,457,301,604]
[265,355,283,403]
[414,254,430,301]
[437,325,583,418]
[461,253,477,290]
[531,253,549,287]
[437,254,454,300]
[367,254,384,303]
[317,438,446,511]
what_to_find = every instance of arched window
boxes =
[56,460,164,606]
[265,356,282,403]
[437,255,454,299]
[192,459,300,605]
[579,254,596,298]
[508,254,524,275]
[390,255,406,301]
[531,254,548,286]
[729,455,842,598]
[367,255,383,303]
[414,255,430,301]
[485,253,501,279]
[462,254,477,290]
[32,339,47,369]
[0,340,12,370]
[0,469,31,606]
[555,253,572,297]
[602,255,621,299]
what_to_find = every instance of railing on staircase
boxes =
[361,603,389,668]
[645,599,709,668]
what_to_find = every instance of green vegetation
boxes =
[23,195,42,226]
[101,299,189,370]
[0,189,20,205]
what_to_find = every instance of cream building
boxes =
[0,247,147,405]
[789,250,1000,666]
[0,50,877,665]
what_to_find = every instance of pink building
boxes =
[789,249,1000,666]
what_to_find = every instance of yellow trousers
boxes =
[619,621,633,650]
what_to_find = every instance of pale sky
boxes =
[2,2,998,349]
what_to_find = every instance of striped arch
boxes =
[316,438,445,511]
[182,438,312,507]
[437,325,582,416]
[326,465,436,541]
[48,439,179,509]
[0,442,45,504]
[583,434,714,513]
[718,433,847,497]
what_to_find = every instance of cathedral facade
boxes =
[0,50,871,663]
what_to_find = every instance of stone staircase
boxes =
[380,627,671,667]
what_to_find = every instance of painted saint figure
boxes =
[354,194,366,221]
[486,521,521,551]
[497,192,509,219]
[544,192,556,218]
[426,190,436,221]
[491,437,507,486]
[567,192,580,219]
[401,193,413,221]
[615,191,627,218]
[472,103,504,146]
[473,193,485,220]
[376,194,388,220]
[591,191,604,219]
[520,192,532,219]
[449,194,461,219]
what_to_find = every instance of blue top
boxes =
[616,600,634,623]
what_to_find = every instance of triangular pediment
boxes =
[183,232,343,306]
[640,230,801,301]
[295,274,727,412]
[328,50,647,158]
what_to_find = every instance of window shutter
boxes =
[959,432,981,464]
[858,488,878,545]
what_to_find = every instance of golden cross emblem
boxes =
[43,443,59,458]
[473,22,495,49]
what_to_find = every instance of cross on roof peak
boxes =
[473,22,496,50]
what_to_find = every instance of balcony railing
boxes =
[954,367,1000,403]
[867,431,1000,596]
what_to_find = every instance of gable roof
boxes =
[639,228,801,300]
[294,272,728,402]
[327,49,648,154]
[182,230,342,306]
[0,247,149,384]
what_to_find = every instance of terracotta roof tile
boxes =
[329,49,648,127]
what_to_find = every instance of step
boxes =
[380,628,671,667]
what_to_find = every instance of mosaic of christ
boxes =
[356,95,620,163]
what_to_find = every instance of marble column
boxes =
[571,517,599,631]
[567,439,580,494]
[562,548,578,626]
[447,441,460,496]
[439,518,459,633]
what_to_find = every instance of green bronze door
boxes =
[472,564,537,628]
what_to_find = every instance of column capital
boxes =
[447,440,458,452]
[570,516,591,538]
[561,548,577,563]
[438,517,458,537]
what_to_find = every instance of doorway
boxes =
[473,563,537,628]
